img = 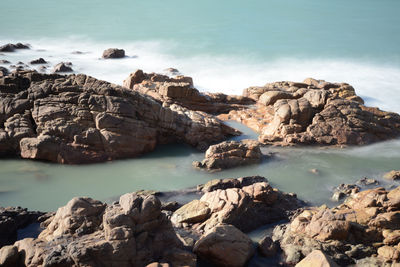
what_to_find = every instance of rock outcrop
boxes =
[52,62,73,73]
[0,70,237,163]
[193,224,254,267]
[273,186,400,265]
[220,78,400,146]
[171,176,302,233]
[384,170,400,181]
[193,139,262,171]
[30,58,47,65]
[0,207,46,247]
[295,250,339,267]
[123,70,255,114]
[0,193,196,267]
[102,48,125,59]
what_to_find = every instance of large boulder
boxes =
[193,224,254,267]
[0,43,29,52]
[0,70,238,163]
[193,139,262,171]
[0,193,196,266]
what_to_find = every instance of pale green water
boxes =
[0,122,399,211]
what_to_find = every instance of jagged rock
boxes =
[172,176,302,233]
[198,176,267,193]
[222,78,400,146]
[295,250,339,267]
[0,193,196,266]
[52,62,73,73]
[0,207,46,247]
[124,69,255,114]
[30,58,47,65]
[0,43,30,52]
[193,224,254,267]
[356,177,379,186]
[384,170,400,181]
[0,66,8,77]
[0,70,237,163]
[102,48,125,59]
[273,185,400,265]
[193,139,262,171]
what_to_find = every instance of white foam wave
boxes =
[1,37,400,113]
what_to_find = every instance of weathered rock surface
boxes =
[0,66,8,77]
[0,193,196,267]
[273,186,400,265]
[0,70,237,163]
[193,139,262,171]
[0,43,30,52]
[384,170,400,181]
[331,183,360,202]
[258,236,279,258]
[221,78,400,146]
[172,176,303,233]
[193,224,254,267]
[30,58,47,65]
[102,48,125,59]
[123,69,255,114]
[52,62,73,73]
[0,207,46,247]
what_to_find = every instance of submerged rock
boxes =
[30,58,47,65]
[193,139,262,171]
[0,43,30,52]
[52,62,73,73]
[331,183,360,202]
[0,193,196,267]
[0,70,237,163]
[102,48,125,59]
[193,224,254,267]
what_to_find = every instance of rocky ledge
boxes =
[273,185,400,266]
[192,139,263,171]
[0,70,238,163]
[220,78,400,146]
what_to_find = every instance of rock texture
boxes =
[220,78,400,146]
[295,250,339,267]
[123,69,255,114]
[102,48,125,59]
[384,170,400,181]
[0,70,237,163]
[30,58,47,65]
[273,186,400,265]
[0,193,196,267]
[52,62,73,73]
[193,139,262,171]
[0,207,46,247]
[172,176,302,233]
[193,224,254,267]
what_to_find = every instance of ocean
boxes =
[1,0,400,211]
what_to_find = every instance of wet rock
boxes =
[0,66,8,77]
[258,236,279,257]
[52,62,73,73]
[0,192,195,266]
[198,176,267,193]
[356,177,379,186]
[0,71,237,163]
[193,224,254,267]
[193,139,262,171]
[384,170,400,181]
[295,250,339,267]
[0,43,30,52]
[0,206,46,247]
[332,183,360,202]
[102,48,125,59]
[172,176,303,233]
[30,58,47,65]
[124,69,255,114]
[0,60,11,64]
[164,68,180,75]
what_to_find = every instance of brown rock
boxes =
[171,200,210,224]
[193,224,254,267]
[102,48,125,59]
[295,250,339,267]
[52,62,73,73]
[384,170,400,181]
[258,236,279,257]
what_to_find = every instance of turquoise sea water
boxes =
[1,0,400,211]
